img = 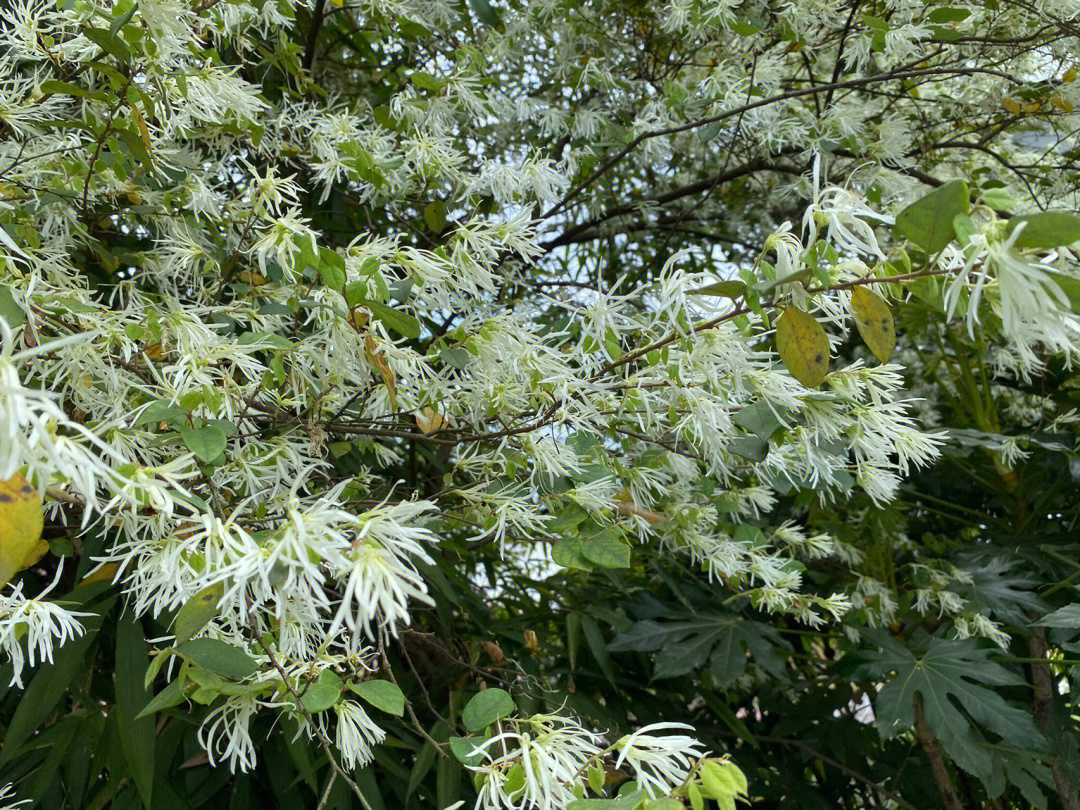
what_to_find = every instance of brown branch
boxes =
[912,694,964,810]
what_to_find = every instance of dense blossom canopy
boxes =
[1,0,1080,808]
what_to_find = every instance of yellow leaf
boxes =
[82,563,119,586]
[1065,67,1078,83]
[849,286,896,363]
[132,105,153,157]
[365,335,397,407]
[775,306,830,388]
[1052,96,1074,113]
[0,473,45,588]
[415,406,445,435]
[615,500,668,525]
[1002,97,1022,115]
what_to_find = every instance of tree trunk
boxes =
[913,693,965,810]
[1029,625,1080,810]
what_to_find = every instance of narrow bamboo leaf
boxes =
[115,611,156,806]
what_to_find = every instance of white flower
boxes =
[469,713,603,810]
[0,782,29,809]
[613,723,707,797]
[334,699,386,770]
[0,564,91,687]
[198,693,263,773]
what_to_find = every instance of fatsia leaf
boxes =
[858,636,1042,780]
[775,306,830,388]
[953,554,1045,627]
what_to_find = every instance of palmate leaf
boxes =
[607,612,788,683]
[953,553,1046,626]
[856,635,1042,782]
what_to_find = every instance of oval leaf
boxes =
[172,583,223,644]
[301,669,344,713]
[894,179,969,254]
[175,638,257,680]
[462,687,515,732]
[350,679,405,716]
[179,425,227,464]
[1009,211,1080,250]
[849,287,895,363]
[581,532,631,569]
[775,307,830,388]
[0,473,44,588]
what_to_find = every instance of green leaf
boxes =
[1009,211,1080,249]
[365,298,422,339]
[581,532,630,569]
[114,612,155,806]
[859,636,1042,781]
[731,401,786,439]
[424,200,447,233]
[462,687,515,732]
[469,0,499,26]
[301,669,344,713]
[135,677,187,720]
[172,582,223,643]
[926,6,970,22]
[449,736,486,767]
[237,332,295,351]
[689,280,746,298]
[83,27,131,60]
[175,638,258,680]
[552,538,594,571]
[40,79,108,101]
[440,347,470,369]
[179,424,227,464]
[350,679,405,716]
[410,72,444,93]
[0,285,25,330]
[319,247,347,290]
[894,179,969,254]
[1034,604,1080,628]
[135,399,187,427]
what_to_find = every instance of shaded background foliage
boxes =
[2,0,1080,808]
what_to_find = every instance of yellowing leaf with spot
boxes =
[0,473,45,587]
[849,287,896,363]
[415,406,445,435]
[775,307,830,388]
